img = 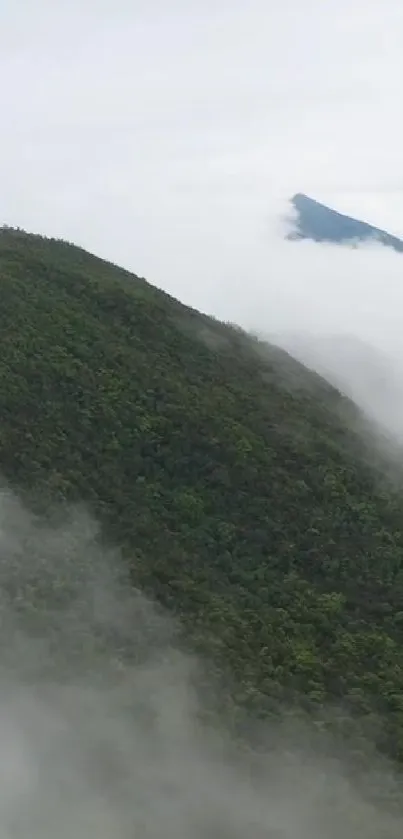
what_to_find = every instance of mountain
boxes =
[278,331,403,442]
[2,226,403,767]
[287,192,403,251]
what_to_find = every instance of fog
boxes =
[185,215,403,446]
[159,196,403,447]
[254,235,403,446]
[0,485,398,838]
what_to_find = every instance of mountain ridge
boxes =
[287,192,403,252]
[1,226,403,769]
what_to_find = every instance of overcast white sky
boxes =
[1,1,403,364]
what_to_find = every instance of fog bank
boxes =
[0,487,400,837]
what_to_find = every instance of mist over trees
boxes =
[1,229,403,780]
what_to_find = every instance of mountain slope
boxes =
[279,331,403,441]
[287,193,403,251]
[2,228,403,763]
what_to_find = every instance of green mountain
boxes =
[2,226,403,766]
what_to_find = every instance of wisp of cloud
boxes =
[0,485,400,837]
[190,207,403,447]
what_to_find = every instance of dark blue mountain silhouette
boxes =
[287,193,403,252]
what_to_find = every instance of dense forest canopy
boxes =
[1,227,403,770]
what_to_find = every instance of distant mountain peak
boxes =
[286,193,403,252]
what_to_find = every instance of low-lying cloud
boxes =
[181,211,403,446]
[0,485,401,837]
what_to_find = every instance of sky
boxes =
[1,0,402,276]
[2,0,403,438]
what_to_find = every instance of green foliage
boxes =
[1,227,403,765]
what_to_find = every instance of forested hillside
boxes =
[1,227,403,766]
